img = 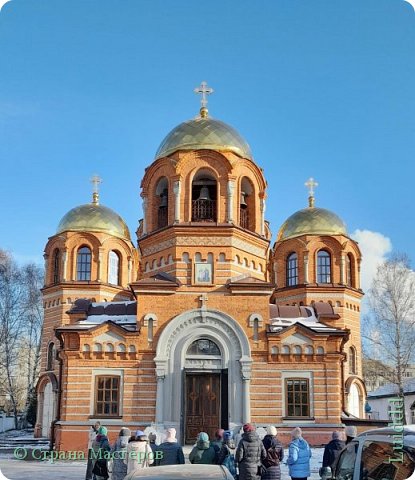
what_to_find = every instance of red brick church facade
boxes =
[36,93,366,451]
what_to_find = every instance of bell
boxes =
[197,186,211,201]
[159,189,168,207]
[240,191,248,209]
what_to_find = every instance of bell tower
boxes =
[135,82,271,288]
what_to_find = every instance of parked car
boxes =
[124,464,234,480]
[323,426,415,480]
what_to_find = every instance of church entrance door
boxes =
[185,373,221,443]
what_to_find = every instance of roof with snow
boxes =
[67,299,137,330]
[368,378,415,398]
[268,302,344,335]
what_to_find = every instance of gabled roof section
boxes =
[268,302,344,336]
[133,271,181,286]
[66,299,137,330]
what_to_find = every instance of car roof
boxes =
[125,464,233,479]
[357,425,415,447]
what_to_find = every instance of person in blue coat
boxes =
[287,427,312,480]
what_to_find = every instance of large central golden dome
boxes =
[57,203,131,241]
[155,114,253,160]
[278,206,347,241]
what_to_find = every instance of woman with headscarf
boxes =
[110,427,131,480]
[92,426,111,480]
[124,430,154,474]
[189,432,217,464]
[261,426,284,480]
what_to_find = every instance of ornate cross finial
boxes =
[194,81,213,118]
[305,177,318,207]
[90,174,102,205]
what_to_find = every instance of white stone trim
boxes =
[90,368,124,417]
[154,308,252,437]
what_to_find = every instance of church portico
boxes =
[154,307,252,443]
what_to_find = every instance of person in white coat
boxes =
[125,430,154,474]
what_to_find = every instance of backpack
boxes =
[222,452,237,479]
[263,446,280,469]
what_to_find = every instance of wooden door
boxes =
[185,374,221,443]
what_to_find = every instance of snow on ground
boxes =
[0,448,324,480]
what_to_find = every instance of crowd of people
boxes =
[85,421,357,480]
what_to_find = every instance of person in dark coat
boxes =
[189,432,217,464]
[322,432,345,469]
[212,428,225,462]
[344,426,357,445]
[235,423,267,480]
[110,427,131,480]
[92,426,111,480]
[261,426,284,480]
[154,428,185,466]
[218,431,237,479]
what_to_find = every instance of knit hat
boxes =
[120,427,131,437]
[98,426,108,436]
[135,429,145,437]
[332,431,341,440]
[198,432,209,442]
[267,426,277,436]
[165,428,177,443]
[243,423,255,433]
[224,431,233,441]
[345,426,357,438]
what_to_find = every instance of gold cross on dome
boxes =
[90,174,102,205]
[305,177,318,207]
[194,81,214,112]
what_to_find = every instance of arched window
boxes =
[346,254,354,287]
[317,250,331,283]
[77,246,92,281]
[47,342,55,371]
[286,253,298,286]
[108,251,120,285]
[52,249,60,285]
[240,177,255,231]
[155,177,169,229]
[187,339,221,355]
[349,346,357,374]
[192,171,217,222]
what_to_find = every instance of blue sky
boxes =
[0,0,414,287]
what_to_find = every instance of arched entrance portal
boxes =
[154,308,252,443]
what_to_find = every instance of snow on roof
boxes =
[79,314,137,325]
[368,378,415,398]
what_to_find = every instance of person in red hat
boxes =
[235,424,266,480]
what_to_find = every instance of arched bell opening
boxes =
[191,171,217,222]
[239,177,255,232]
[155,177,169,229]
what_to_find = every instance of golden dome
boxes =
[155,115,253,160]
[57,203,131,241]
[277,207,347,241]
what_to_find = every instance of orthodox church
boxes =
[36,83,366,451]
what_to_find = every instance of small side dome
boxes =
[278,207,347,241]
[57,203,131,241]
[155,115,253,161]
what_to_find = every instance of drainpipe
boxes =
[340,332,350,414]
[50,330,64,451]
